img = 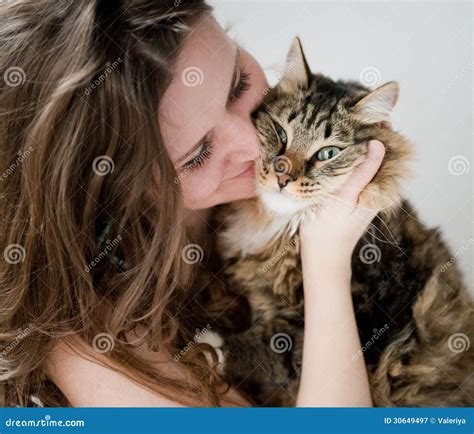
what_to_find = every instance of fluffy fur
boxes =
[210,38,474,407]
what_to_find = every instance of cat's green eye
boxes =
[273,122,287,146]
[315,146,341,161]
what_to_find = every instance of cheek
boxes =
[179,165,223,206]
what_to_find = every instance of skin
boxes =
[47,15,385,407]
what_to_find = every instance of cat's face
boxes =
[253,38,403,215]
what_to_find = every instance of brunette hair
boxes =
[0,0,238,406]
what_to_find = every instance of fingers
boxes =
[337,140,386,204]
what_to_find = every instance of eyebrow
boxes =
[175,48,240,167]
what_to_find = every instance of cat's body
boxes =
[208,38,474,407]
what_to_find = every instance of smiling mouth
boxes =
[228,162,255,180]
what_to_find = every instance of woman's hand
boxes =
[300,140,386,263]
[296,140,385,407]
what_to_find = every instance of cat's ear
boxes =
[278,37,310,93]
[353,81,399,124]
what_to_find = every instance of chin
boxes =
[258,186,311,215]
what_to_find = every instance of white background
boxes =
[211,0,473,292]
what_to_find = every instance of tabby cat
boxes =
[205,38,474,407]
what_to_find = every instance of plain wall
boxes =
[211,0,473,292]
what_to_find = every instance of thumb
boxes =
[338,140,385,204]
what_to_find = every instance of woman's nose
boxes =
[218,112,261,162]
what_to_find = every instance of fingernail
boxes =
[367,140,385,160]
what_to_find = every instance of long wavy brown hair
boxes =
[0,0,242,407]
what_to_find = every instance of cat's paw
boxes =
[195,330,226,374]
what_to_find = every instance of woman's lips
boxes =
[228,163,255,180]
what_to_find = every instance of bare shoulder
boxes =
[45,336,250,407]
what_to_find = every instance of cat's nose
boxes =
[277,174,295,189]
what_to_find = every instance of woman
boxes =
[0,0,385,407]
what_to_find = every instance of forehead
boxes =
[159,15,236,163]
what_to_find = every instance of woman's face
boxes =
[159,15,268,210]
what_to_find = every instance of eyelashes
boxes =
[182,140,214,172]
[180,68,252,173]
[228,70,251,103]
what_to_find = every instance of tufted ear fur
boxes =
[278,37,310,93]
[353,81,399,125]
